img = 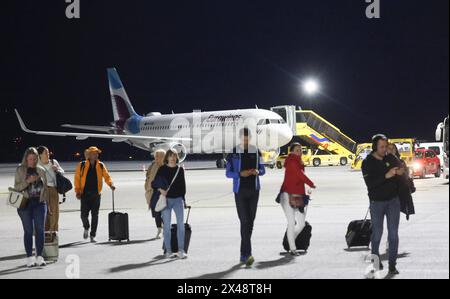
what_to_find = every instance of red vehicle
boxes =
[412,148,442,178]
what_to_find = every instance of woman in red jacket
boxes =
[281,143,316,256]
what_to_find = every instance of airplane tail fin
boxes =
[107,68,139,130]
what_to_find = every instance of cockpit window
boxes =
[258,119,284,126]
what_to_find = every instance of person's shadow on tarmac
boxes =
[95,238,159,246]
[108,255,177,273]
[189,254,296,279]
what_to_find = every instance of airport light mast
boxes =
[300,78,320,110]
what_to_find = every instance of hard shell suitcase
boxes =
[108,191,130,242]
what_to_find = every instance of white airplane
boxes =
[15,68,293,167]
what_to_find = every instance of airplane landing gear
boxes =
[216,158,227,169]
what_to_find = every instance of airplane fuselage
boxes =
[123,109,293,155]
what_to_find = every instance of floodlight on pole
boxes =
[302,78,320,96]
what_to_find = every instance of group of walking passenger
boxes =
[12,129,411,276]
[13,146,115,267]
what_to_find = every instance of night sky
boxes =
[1,1,448,163]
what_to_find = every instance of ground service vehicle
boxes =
[351,143,372,170]
[276,147,312,169]
[417,142,445,171]
[351,138,416,171]
[412,148,441,178]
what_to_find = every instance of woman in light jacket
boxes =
[37,146,64,233]
[145,149,166,239]
[14,147,50,267]
[280,143,316,256]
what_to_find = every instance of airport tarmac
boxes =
[0,162,448,279]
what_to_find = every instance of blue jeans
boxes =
[235,189,259,258]
[370,197,401,265]
[161,197,185,253]
[17,198,47,257]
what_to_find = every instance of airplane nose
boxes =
[278,127,293,146]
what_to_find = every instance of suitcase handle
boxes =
[185,205,192,224]
[361,207,370,229]
[112,190,115,213]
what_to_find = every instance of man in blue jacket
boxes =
[226,128,266,266]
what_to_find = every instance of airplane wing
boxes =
[61,124,116,133]
[15,109,191,142]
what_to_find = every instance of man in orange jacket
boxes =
[75,147,116,242]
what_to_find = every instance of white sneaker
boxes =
[36,256,46,267]
[26,256,36,268]
[156,228,162,239]
[179,251,188,259]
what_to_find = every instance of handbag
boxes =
[155,167,181,212]
[288,194,311,210]
[7,188,27,209]
[51,160,73,201]
[288,194,305,209]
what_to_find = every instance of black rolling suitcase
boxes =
[163,206,192,253]
[346,208,372,248]
[283,222,312,252]
[108,191,130,242]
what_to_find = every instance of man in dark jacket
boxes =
[226,128,266,267]
[362,134,404,275]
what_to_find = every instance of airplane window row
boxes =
[141,119,286,131]
[140,122,240,131]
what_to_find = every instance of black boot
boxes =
[389,263,399,275]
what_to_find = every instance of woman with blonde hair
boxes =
[145,149,166,239]
[14,147,50,267]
